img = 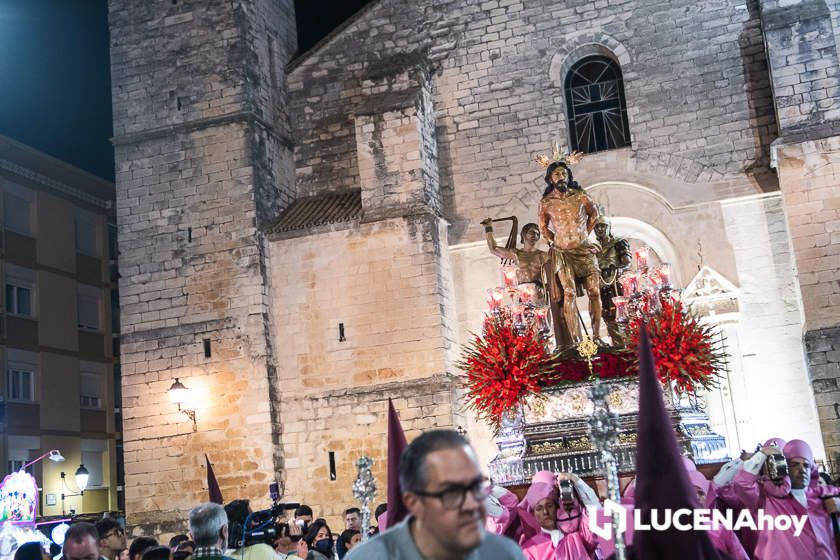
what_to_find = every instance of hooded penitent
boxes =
[625,325,725,560]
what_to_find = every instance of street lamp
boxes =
[168,378,197,431]
[60,464,90,516]
[20,449,65,470]
[74,464,89,492]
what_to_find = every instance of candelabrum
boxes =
[485,264,552,342]
[588,380,627,560]
[612,246,679,326]
[352,457,377,543]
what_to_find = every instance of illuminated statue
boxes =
[536,149,602,343]
[481,218,548,288]
[481,217,574,347]
[594,216,631,345]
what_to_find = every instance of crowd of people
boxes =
[11,501,376,560]
[481,436,840,559]
[10,429,840,560]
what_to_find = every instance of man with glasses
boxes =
[94,518,126,560]
[347,429,524,559]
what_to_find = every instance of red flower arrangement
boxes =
[457,310,552,428]
[625,298,724,394]
[459,298,723,426]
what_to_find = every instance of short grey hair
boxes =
[189,503,228,547]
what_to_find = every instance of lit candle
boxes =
[519,283,535,304]
[619,272,638,295]
[657,262,671,286]
[502,264,518,288]
[634,246,649,270]
[534,307,549,331]
[612,296,628,323]
[486,288,503,309]
[512,305,525,330]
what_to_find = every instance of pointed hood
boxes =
[205,454,223,504]
[632,325,723,559]
[385,399,409,529]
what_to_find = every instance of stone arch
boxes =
[586,181,694,287]
[607,216,683,287]
[548,31,632,151]
[548,31,631,90]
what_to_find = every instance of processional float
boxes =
[460,145,729,556]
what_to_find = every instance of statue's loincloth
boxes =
[552,243,599,278]
[547,243,599,301]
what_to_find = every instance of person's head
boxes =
[545,161,568,187]
[95,518,126,556]
[293,505,313,523]
[171,540,193,560]
[594,216,610,241]
[338,529,361,551]
[140,546,169,560]
[399,430,490,556]
[295,537,308,558]
[764,437,786,450]
[534,497,558,530]
[522,481,558,531]
[128,537,158,560]
[688,470,710,508]
[343,508,361,531]
[519,223,540,248]
[783,439,814,490]
[303,521,332,556]
[373,503,387,521]
[272,523,294,554]
[167,535,189,551]
[14,542,50,560]
[188,503,228,550]
[63,523,100,560]
[223,499,252,549]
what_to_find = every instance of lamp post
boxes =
[60,464,90,516]
[168,378,197,431]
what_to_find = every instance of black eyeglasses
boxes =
[412,476,491,510]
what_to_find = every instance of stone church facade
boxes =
[108,0,840,533]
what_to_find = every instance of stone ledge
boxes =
[111,109,293,149]
[293,372,459,402]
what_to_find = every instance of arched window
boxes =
[564,56,631,153]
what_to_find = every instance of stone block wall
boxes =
[720,193,825,454]
[109,0,297,533]
[277,376,463,525]
[109,0,295,140]
[269,212,459,522]
[759,0,840,132]
[806,327,840,469]
[288,0,778,244]
[269,214,456,390]
[774,138,840,331]
[355,81,442,220]
[774,136,840,465]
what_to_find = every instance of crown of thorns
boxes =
[535,141,584,169]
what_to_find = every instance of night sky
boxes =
[0,0,369,183]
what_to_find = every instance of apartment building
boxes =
[0,134,119,516]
